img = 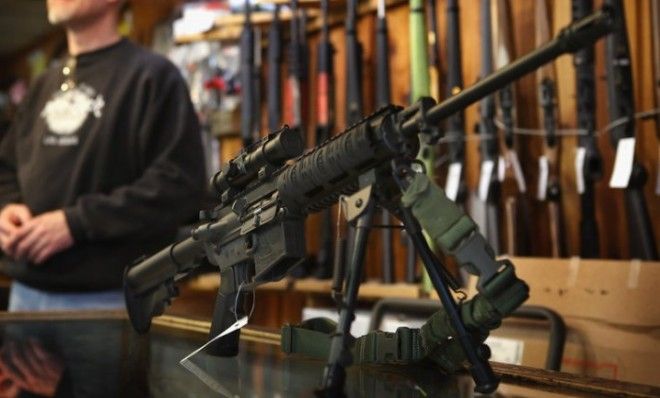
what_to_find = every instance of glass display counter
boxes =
[0,311,656,397]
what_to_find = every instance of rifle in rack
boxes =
[339,0,364,282]
[604,0,658,259]
[426,0,441,102]
[123,8,613,394]
[240,0,259,147]
[376,0,394,283]
[492,0,531,255]
[267,5,282,133]
[314,0,335,279]
[652,0,660,196]
[284,0,307,145]
[535,0,566,258]
[443,0,467,207]
[475,0,502,255]
[573,0,602,258]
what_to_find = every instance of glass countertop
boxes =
[0,312,655,398]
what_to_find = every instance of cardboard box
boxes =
[480,257,660,387]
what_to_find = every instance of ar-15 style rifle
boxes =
[475,0,502,254]
[314,0,335,279]
[124,9,612,395]
[535,0,566,257]
[492,0,531,255]
[573,0,602,258]
[604,0,658,259]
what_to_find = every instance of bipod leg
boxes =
[317,199,375,396]
[399,205,500,394]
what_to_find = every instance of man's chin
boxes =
[47,10,76,25]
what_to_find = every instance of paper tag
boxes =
[485,336,524,365]
[575,147,586,194]
[609,137,636,188]
[497,155,506,182]
[537,156,549,200]
[478,160,495,202]
[180,316,248,364]
[506,150,527,193]
[445,162,463,202]
[179,316,248,396]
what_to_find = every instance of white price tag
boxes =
[485,336,524,365]
[575,147,586,194]
[497,155,506,182]
[609,137,636,188]
[507,150,527,193]
[478,160,495,202]
[537,156,549,200]
[445,162,463,202]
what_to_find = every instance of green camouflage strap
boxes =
[280,262,528,371]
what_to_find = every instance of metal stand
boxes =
[317,196,375,396]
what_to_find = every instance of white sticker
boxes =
[609,137,636,188]
[478,160,495,202]
[575,147,586,194]
[485,336,524,365]
[506,150,527,193]
[445,162,463,202]
[537,156,549,200]
[498,155,506,182]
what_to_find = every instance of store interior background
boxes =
[1,0,659,386]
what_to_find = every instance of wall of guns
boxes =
[171,0,660,283]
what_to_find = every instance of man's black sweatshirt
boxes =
[0,39,206,291]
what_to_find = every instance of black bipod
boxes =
[316,186,376,397]
[393,162,500,394]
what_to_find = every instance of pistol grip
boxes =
[206,266,251,357]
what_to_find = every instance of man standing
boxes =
[0,0,206,310]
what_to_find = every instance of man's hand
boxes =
[0,204,32,255]
[7,210,74,264]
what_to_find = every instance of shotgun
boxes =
[476,0,501,255]
[535,0,566,257]
[314,0,335,279]
[376,0,395,283]
[267,5,282,133]
[604,0,658,259]
[572,0,602,258]
[492,0,531,255]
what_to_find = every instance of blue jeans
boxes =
[8,281,125,311]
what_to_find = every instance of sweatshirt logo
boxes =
[40,83,105,146]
